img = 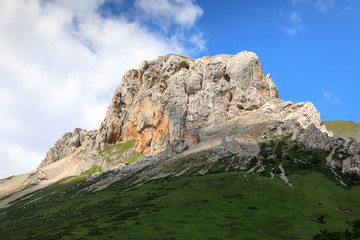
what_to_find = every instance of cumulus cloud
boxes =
[0,0,205,178]
[135,0,203,28]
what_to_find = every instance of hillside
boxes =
[323,120,360,142]
[1,163,360,239]
[1,51,360,239]
[1,135,360,239]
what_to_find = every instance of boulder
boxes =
[28,170,47,185]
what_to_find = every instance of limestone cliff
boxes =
[40,51,329,168]
[93,51,303,154]
[39,128,97,167]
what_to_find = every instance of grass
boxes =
[99,139,137,155]
[323,120,360,142]
[98,139,141,163]
[256,136,360,186]
[0,135,359,239]
[23,184,34,190]
[0,176,14,181]
[126,153,145,163]
[81,165,102,177]
[1,170,360,239]
[0,182,35,202]
[171,53,195,60]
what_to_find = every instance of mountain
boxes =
[1,51,360,239]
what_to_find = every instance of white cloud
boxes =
[290,11,302,22]
[323,91,340,103]
[283,25,304,35]
[315,0,335,13]
[0,0,204,178]
[189,33,206,52]
[282,11,304,35]
[290,0,335,13]
[0,144,43,177]
[135,0,203,28]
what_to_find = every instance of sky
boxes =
[0,0,359,179]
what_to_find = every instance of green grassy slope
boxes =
[98,139,144,163]
[1,171,360,239]
[323,120,360,142]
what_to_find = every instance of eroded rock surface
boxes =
[91,51,328,156]
[28,170,47,185]
[39,51,332,168]
[39,128,97,167]
[268,120,360,174]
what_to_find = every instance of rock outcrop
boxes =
[39,51,331,168]
[39,128,97,167]
[28,170,47,185]
[300,124,360,173]
[268,120,360,174]
[93,52,281,154]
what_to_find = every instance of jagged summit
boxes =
[95,51,280,153]
[39,51,329,168]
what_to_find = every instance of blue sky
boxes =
[195,0,360,123]
[0,0,359,178]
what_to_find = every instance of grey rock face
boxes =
[259,100,329,134]
[301,124,330,150]
[267,120,360,174]
[38,51,332,169]
[39,128,97,167]
[93,51,281,155]
[300,124,358,154]
[28,170,47,185]
[298,123,360,173]
[217,139,259,157]
[86,174,96,182]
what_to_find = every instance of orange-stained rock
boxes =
[38,128,97,167]
[39,51,336,171]
[92,51,281,155]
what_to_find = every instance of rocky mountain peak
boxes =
[92,51,281,154]
[39,51,330,168]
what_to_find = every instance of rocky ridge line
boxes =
[39,51,331,168]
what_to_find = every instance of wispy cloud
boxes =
[343,7,353,13]
[282,11,304,36]
[315,0,335,13]
[323,91,340,103]
[290,11,302,22]
[291,0,309,5]
[291,0,336,13]
[286,0,336,35]
[283,25,304,35]
[189,33,206,52]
